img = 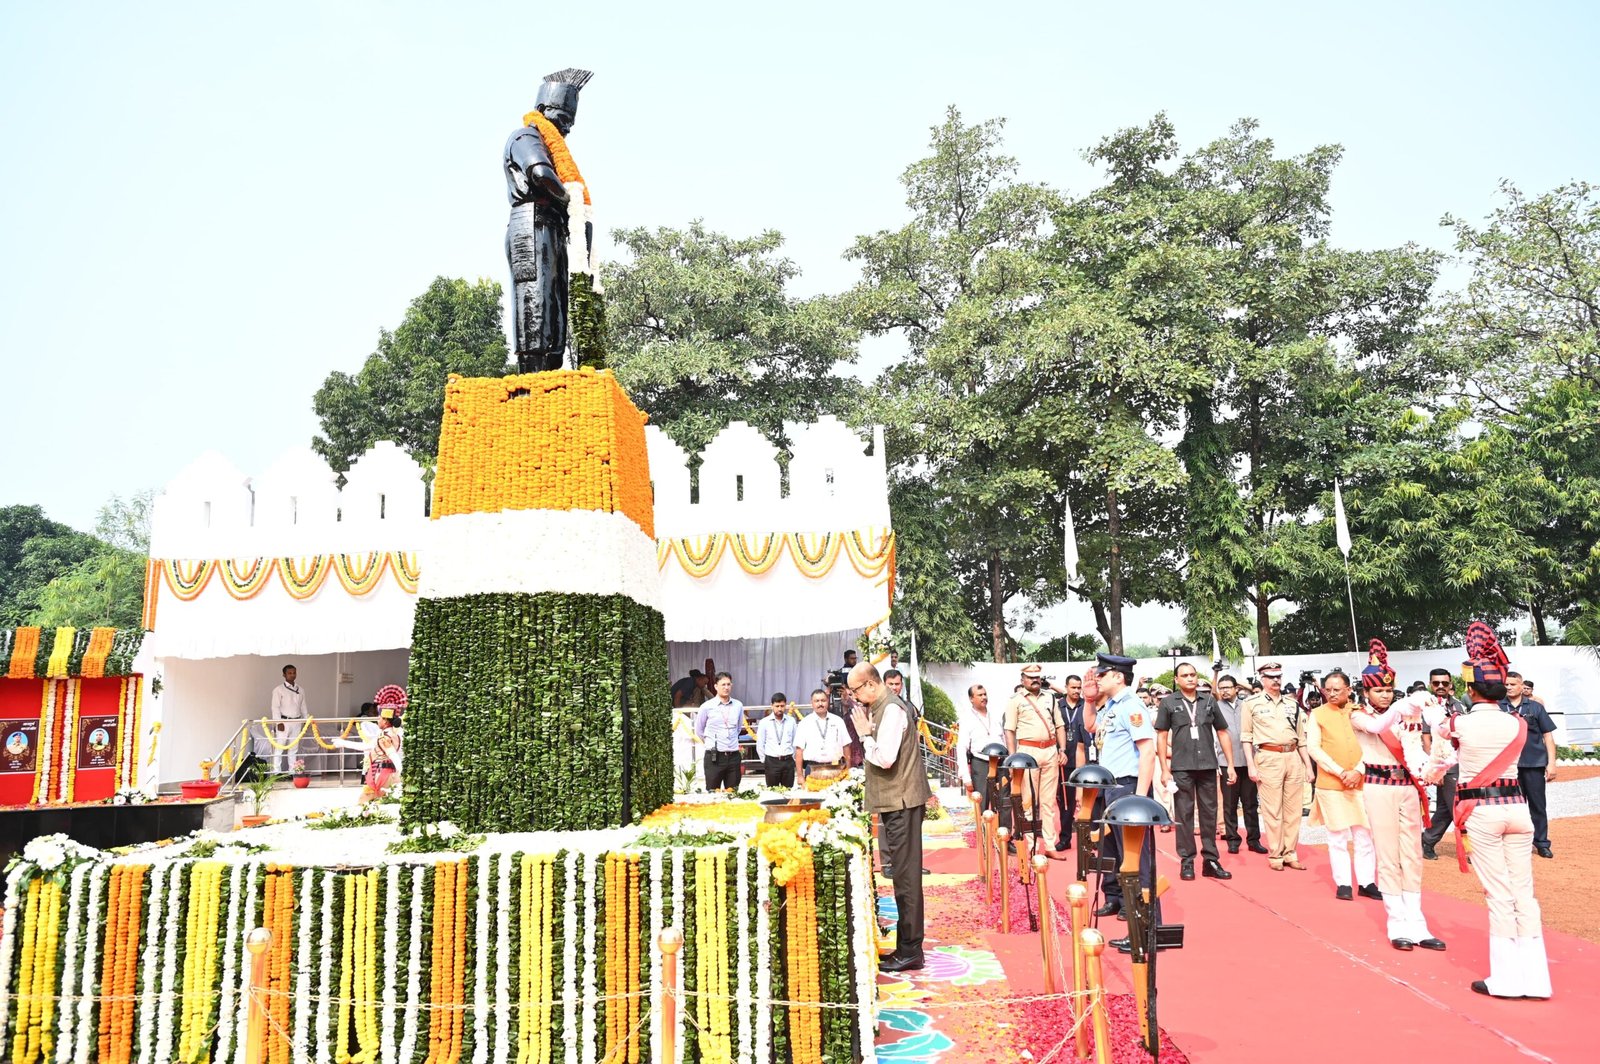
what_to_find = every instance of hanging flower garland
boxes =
[657,529,895,582]
[31,681,57,805]
[219,558,275,600]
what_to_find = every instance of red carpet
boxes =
[1052,834,1600,1063]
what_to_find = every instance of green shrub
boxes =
[920,679,957,728]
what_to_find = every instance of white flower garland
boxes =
[35,680,56,802]
[293,867,314,1060]
[214,862,241,1064]
[648,848,663,1060]
[562,851,578,1064]
[122,679,139,790]
[734,844,752,1064]
[75,863,108,1064]
[580,852,598,1064]
[53,863,91,1062]
[135,863,165,1064]
[753,851,771,1064]
[381,864,400,1064]
[850,851,877,1054]
[0,861,29,1040]
[397,865,424,1064]
[316,870,335,1064]
[56,690,78,802]
[155,863,183,1064]
[473,854,491,1064]
[671,848,685,1064]
[494,853,512,1064]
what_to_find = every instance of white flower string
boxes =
[0,861,29,1041]
[155,863,183,1063]
[35,680,56,802]
[648,847,663,1060]
[213,862,244,1064]
[472,853,491,1064]
[293,867,314,1060]
[56,692,78,801]
[397,865,425,1064]
[53,862,90,1062]
[753,850,771,1064]
[74,862,106,1058]
[135,863,166,1064]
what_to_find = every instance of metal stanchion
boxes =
[970,790,988,883]
[997,826,1013,932]
[1081,928,1112,1064]
[659,927,683,1064]
[1066,882,1090,1060]
[982,810,998,903]
[1031,854,1056,993]
[243,927,272,1064]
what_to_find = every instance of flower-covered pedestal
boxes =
[403,370,673,832]
[0,779,879,1064]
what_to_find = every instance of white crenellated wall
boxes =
[149,442,430,561]
[647,415,889,536]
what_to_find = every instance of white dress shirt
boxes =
[957,704,1007,785]
[270,682,307,721]
[862,702,909,770]
[794,711,849,764]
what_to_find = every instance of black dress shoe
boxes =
[1202,859,1232,880]
[1335,885,1353,901]
[1180,861,1196,881]
[1470,980,1492,996]
[1536,846,1553,859]
[1110,937,1132,953]
[1422,844,1438,861]
[1247,841,1269,854]
[1226,841,1241,854]
[1094,899,1122,918]
[1358,883,1383,901]
[878,953,925,973]
[1390,938,1415,951]
[1418,938,1447,951]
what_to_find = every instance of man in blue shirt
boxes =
[1502,671,1559,858]
[695,671,746,792]
[1089,654,1159,930]
[756,693,798,787]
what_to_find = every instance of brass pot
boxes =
[760,796,826,825]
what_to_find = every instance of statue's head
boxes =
[534,67,593,135]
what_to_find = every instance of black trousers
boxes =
[1099,779,1161,921]
[1520,767,1550,849]
[1055,752,1078,849]
[703,749,742,792]
[1220,771,1261,845]
[763,755,795,788]
[1172,768,1219,862]
[1421,765,1458,848]
[879,805,926,958]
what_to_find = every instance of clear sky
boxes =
[2,1,1596,642]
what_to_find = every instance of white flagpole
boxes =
[909,630,922,712]
[1063,495,1080,586]
[1334,479,1359,652]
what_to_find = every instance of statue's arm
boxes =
[505,128,570,206]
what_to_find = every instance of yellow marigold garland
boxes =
[81,626,117,678]
[280,556,331,600]
[917,719,958,758]
[220,558,275,600]
[784,851,822,1064]
[520,110,590,204]
[178,862,225,1062]
[6,625,41,678]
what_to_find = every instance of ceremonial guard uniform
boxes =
[1350,641,1444,949]
[1240,663,1310,871]
[1091,654,1159,919]
[1430,622,1551,999]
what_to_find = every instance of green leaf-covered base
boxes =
[402,590,672,831]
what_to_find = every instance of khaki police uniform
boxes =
[1005,691,1064,850]
[1240,689,1309,868]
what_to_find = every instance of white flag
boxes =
[909,631,922,710]
[1063,496,1081,584]
[1333,479,1353,558]
[1211,628,1221,666]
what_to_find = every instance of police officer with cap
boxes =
[1240,661,1312,871]
[1089,653,1158,919]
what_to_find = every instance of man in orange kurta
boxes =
[1306,671,1378,902]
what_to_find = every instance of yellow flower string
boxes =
[520,110,590,204]
[179,862,225,1061]
[918,719,958,758]
[784,850,822,1064]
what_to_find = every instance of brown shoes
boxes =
[1268,859,1284,871]
[1283,858,1307,870]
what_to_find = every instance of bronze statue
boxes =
[504,68,593,373]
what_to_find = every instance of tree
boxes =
[604,221,860,460]
[312,277,512,472]
[886,480,984,663]
[0,506,99,627]
[847,107,1063,661]
[31,492,153,630]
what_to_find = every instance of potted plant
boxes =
[292,758,311,788]
[239,772,285,828]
